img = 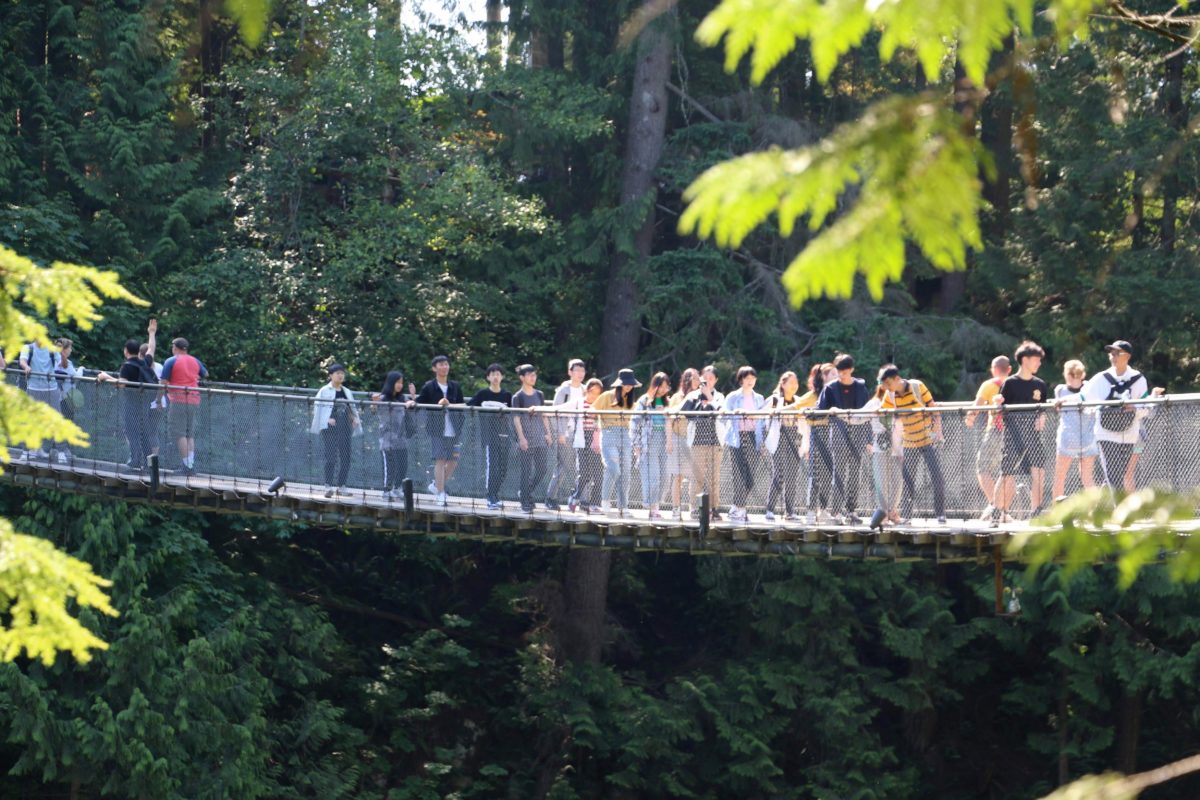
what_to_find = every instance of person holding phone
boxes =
[681,365,725,520]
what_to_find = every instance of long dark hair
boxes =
[613,385,636,408]
[380,370,406,401]
[639,371,671,406]
[807,363,829,394]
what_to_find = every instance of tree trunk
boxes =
[485,0,503,69]
[595,6,672,378]
[1160,51,1186,254]
[1057,683,1070,785]
[559,3,672,667]
[1116,689,1142,774]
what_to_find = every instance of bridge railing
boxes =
[4,370,1195,524]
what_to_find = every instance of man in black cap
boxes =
[1080,340,1148,491]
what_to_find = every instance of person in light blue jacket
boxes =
[721,366,765,523]
[310,364,362,496]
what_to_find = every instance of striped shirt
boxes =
[881,380,937,449]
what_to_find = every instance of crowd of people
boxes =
[311,339,1164,527]
[7,322,1169,528]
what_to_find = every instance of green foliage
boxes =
[0,524,116,665]
[1010,488,1200,589]
[0,244,144,664]
[680,95,985,304]
[226,0,270,46]
[696,0,1104,86]
[0,494,376,799]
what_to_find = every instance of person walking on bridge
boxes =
[416,355,465,506]
[18,339,68,462]
[512,364,551,513]
[965,355,1011,520]
[311,364,361,496]
[879,364,946,524]
[682,365,724,520]
[160,337,208,476]
[1080,340,1149,493]
[569,378,604,513]
[633,372,672,519]
[593,369,639,517]
[377,370,415,499]
[546,358,587,511]
[992,341,1050,523]
[665,368,700,519]
[468,363,512,511]
[764,371,804,522]
[802,363,843,525]
[819,353,870,524]
[722,366,765,524]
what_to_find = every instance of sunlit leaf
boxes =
[679,95,984,304]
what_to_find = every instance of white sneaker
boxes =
[600,501,612,516]
[764,511,776,522]
[729,506,747,523]
[806,510,816,525]
[438,491,448,506]
[977,504,995,521]
[673,508,683,520]
[34,448,49,459]
[427,481,438,496]
[324,486,334,498]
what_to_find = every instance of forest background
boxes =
[3,0,1200,797]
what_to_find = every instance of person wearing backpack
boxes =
[1080,340,1148,491]
[19,340,67,461]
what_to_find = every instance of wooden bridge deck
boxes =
[0,452,1041,563]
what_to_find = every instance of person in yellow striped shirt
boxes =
[878,364,946,524]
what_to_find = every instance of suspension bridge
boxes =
[2,373,1195,564]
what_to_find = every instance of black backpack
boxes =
[1100,371,1140,432]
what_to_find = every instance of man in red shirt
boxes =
[160,337,208,475]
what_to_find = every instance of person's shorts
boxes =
[168,403,197,440]
[1056,441,1098,459]
[975,430,1002,476]
[1001,431,1047,476]
[430,435,461,461]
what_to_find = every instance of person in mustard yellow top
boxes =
[801,363,842,525]
[592,368,640,516]
[665,368,700,519]
[879,364,946,524]
[964,355,1011,519]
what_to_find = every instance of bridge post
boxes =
[148,454,159,496]
[697,492,709,538]
[402,478,414,515]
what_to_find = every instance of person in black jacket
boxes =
[818,353,870,523]
[415,355,465,505]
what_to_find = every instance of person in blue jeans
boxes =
[593,369,640,516]
[633,372,671,519]
[721,366,765,523]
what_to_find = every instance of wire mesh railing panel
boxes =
[4,369,1197,528]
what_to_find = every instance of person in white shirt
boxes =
[545,358,586,510]
[1079,340,1148,491]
